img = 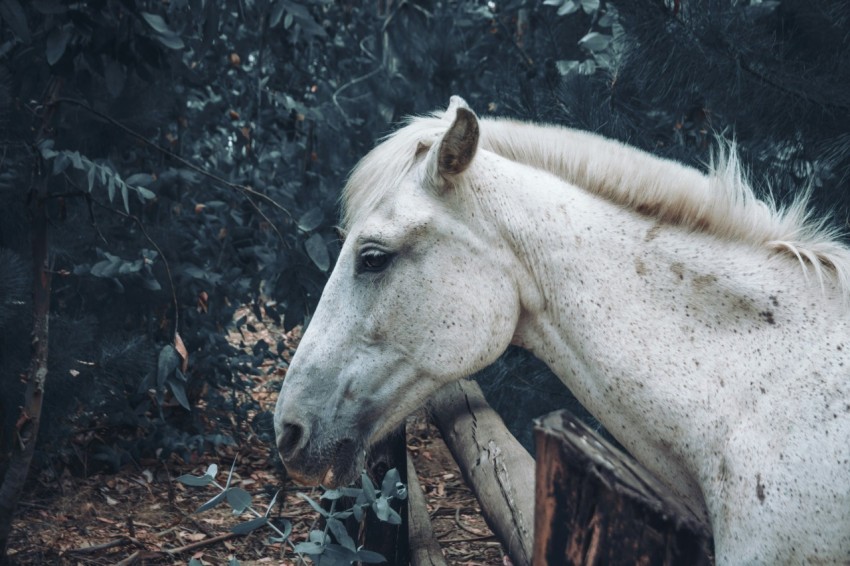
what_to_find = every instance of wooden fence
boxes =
[356,379,713,566]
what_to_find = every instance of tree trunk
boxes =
[406,452,448,566]
[428,379,535,566]
[0,80,60,563]
[533,410,713,566]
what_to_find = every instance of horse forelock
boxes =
[341,113,850,298]
[341,113,449,230]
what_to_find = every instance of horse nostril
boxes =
[278,421,305,458]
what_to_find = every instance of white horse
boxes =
[274,96,850,564]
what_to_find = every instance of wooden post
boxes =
[428,379,535,566]
[533,410,713,566]
[407,453,448,566]
[360,425,409,566]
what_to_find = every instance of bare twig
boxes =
[114,550,141,566]
[332,67,383,125]
[51,97,294,232]
[164,532,241,555]
[454,506,488,537]
[65,537,145,555]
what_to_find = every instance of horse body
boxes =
[275,97,850,564]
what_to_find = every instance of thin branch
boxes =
[88,195,180,339]
[51,97,294,229]
[65,537,145,555]
[114,550,141,566]
[332,67,384,124]
[163,532,241,555]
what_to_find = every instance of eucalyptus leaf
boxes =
[578,31,612,52]
[580,0,600,13]
[226,487,252,513]
[304,233,330,272]
[87,165,96,192]
[141,12,172,34]
[52,153,70,175]
[293,540,325,555]
[360,471,376,502]
[167,377,191,411]
[326,517,355,551]
[125,173,155,186]
[0,0,30,43]
[579,59,597,75]
[45,25,71,65]
[231,515,268,534]
[270,0,285,27]
[136,186,156,200]
[356,548,388,563]
[196,490,227,513]
[121,181,130,213]
[297,207,323,232]
[155,32,185,50]
[176,473,214,486]
[296,492,329,517]
[373,495,390,521]
[90,258,121,279]
[157,345,180,388]
[380,468,400,498]
[320,543,358,562]
[557,0,579,15]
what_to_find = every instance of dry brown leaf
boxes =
[175,332,189,373]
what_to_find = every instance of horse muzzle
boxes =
[276,418,361,487]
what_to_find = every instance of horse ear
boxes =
[444,95,471,117]
[436,106,479,178]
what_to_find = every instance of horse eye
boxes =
[359,249,391,273]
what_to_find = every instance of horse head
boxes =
[273,97,524,485]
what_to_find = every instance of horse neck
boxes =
[470,154,752,516]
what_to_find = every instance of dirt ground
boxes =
[5,311,508,565]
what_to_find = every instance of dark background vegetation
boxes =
[0,0,848,554]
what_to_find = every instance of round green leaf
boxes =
[226,487,252,514]
[304,233,330,272]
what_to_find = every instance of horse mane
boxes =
[342,113,850,296]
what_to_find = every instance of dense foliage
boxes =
[0,0,848,542]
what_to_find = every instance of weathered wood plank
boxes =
[428,379,535,566]
[533,410,713,566]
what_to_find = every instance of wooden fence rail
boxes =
[362,390,714,565]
